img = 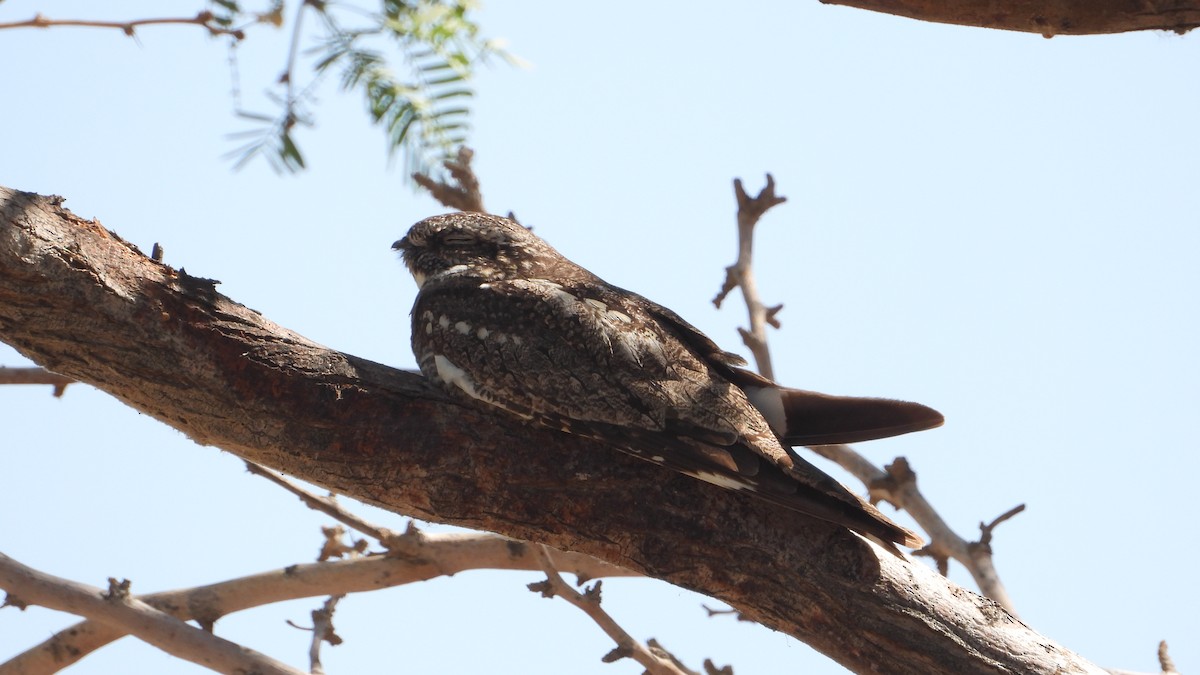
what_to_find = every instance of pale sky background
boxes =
[2,1,1198,673]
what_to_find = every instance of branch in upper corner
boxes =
[0,366,72,396]
[817,0,1200,37]
[413,147,486,213]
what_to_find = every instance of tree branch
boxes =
[821,0,1200,37]
[0,366,71,396]
[713,175,787,379]
[0,552,307,675]
[0,11,247,39]
[2,529,633,675]
[705,173,1021,614]
[0,186,1105,674]
[530,546,688,675]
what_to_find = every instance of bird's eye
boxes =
[441,231,477,248]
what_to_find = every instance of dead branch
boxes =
[0,366,71,396]
[0,186,1106,674]
[531,546,687,675]
[0,11,247,39]
[412,147,486,212]
[1107,640,1183,675]
[0,552,306,675]
[245,461,400,543]
[711,174,1020,613]
[809,447,1021,614]
[820,0,1200,37]
[304,595,344,675]
[2,529,634,675]
[713,175,787,379]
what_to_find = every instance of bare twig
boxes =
[701,604,748,621]
[807,448,1020,614]
[1107,641,1184,675]
[413,147,486,212]
[0,551,306,675]
[1159,641,1179,674]
[0,11,246,39]
[712,174,1019,613]
[3,533,636,674]
[529,545,688,675]
[245,461,397,542]
[0,366,72,396]
[646,638,733,675]
[978,504,1026,547]
[317,525,369,561]
[302,595,344,675]
[713,175,787,379]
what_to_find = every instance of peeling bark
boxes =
[0,186,1103,674]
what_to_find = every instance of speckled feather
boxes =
[394,212,940,548]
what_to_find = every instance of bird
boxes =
[393,212,943,548]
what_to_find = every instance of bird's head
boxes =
[393,212,573,288]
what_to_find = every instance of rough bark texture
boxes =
[823,0,1200,36]
[0,186,1104,674]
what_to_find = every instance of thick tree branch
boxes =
[822,0,1200,36]
[0,186,1103,674]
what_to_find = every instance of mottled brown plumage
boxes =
[394,212,942,548]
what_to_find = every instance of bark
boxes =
[0,186,1103,675]
[822,0,1200,36]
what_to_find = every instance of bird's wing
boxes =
[412,276,756,437]
[636,293,945,446]
[412,276,922,548]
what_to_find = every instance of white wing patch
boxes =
[433,355,481,401]
[744,386,786,436]
[689,470,751,491]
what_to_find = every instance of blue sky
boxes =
[2,1,1198,673]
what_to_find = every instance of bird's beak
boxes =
[392,236,409,251]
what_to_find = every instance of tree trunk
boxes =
[0,186,1103,675]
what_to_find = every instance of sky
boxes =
[2,1,1198,673]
